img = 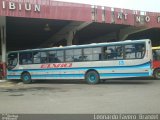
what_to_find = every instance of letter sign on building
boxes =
[2,0,40,12]
[145,16,150,22]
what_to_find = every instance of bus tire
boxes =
[85,71,100,84]
[153,68,160,79]
[21,72,32,84]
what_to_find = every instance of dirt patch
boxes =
[9,94,24,96]
[0,87,59,92]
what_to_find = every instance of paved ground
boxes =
[0,78,160,114]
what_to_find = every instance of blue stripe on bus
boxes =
[32,74,84,78]
[7,75,21,79]
[32,73,149,78]
[8,62,151,73]
[100,73,149,77]
[7,74,84,79]
[7,72,149,79]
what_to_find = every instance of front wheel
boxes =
[85,71,100,84]
[21,72,32,84]
[153,68,160,79]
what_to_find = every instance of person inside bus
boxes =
[41,52,48,63]
[116,46,123,59]
[49,54,61,63]
[136,44,145,58]
[103,47,114,60]
[108,48,115,59]
[21,54,32,64]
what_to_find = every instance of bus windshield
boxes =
[8,53,18,69]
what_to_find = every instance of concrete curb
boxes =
[0,80,7,83]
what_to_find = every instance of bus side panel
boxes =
[7,59,152,80]
[98,62,152,79]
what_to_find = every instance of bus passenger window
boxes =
[135,43,145,58]
[41,52,48,63]
[65,49,73,62]
[48,51,56,63]
[49,51,64,63]
[56,51,64,63]
[33,52,41,64]
[8,53,18,69]
[103,46,117,60]
[19,52,32,64]
[73,49,82,62]
[56,56,63,63]
[125,44,136,59]
[83,47,101,61]
[83,48,92,61]
[92,47,101,60]
[115,46,123,59]
[103,47,109,60]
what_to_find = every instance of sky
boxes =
[56,0,160,12]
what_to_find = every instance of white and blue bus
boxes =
[7,39,152,84]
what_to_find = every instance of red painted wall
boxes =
[0,0,92,21]
[0,0,160,28]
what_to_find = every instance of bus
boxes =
[7,39,152,84]
[152,46,160,79]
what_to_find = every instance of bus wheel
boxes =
[85,71,100,84]
[154,68,160,79]
[21,72,32,84]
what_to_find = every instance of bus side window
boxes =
[73,49,82,62]
[135,43,145,58]
[65,49,73,62]
[19,52,32,64]
[115,46,123,59]
[48,51,56,63]
[83,48,92,61]
[41,52,48,63]
[104,49,111,60]
[8,53,18,66]
[49,55,55,63]
[125,44,136,59]
[92,47,101,61]
[103,47,108,60]
[49,54,60,63]
[33,52,41,64]
[103,46,115,60]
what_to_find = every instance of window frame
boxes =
[19,52,33,65]
[83,47,102,61]
[17,41,146,65]
[48,50,64,63]
[7,52,18,69]
[124,42,146,60]
[102,45,124,61]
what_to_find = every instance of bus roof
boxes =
[8,39,150,53]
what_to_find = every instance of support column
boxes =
[40,21,92,47]
[0,16,6,63]
[66,31,74,46]
[0,16,7,79]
